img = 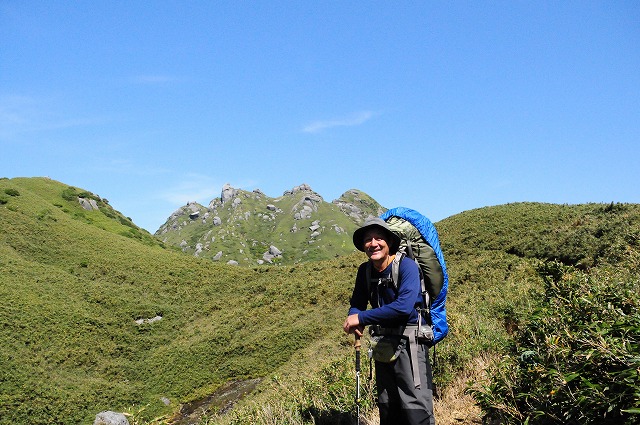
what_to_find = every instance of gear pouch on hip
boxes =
[370,335,404,363]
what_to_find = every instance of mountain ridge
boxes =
[154,182,386,265]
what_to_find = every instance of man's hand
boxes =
[343,313,363,336]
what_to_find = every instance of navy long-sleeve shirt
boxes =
[348,256,422,327]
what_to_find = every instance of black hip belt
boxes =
[370,324,418,336]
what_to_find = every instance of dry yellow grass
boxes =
[433,355,491,425]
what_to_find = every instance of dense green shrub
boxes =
[4,188,20,196]
[470,261,640,424]
[61,186,79,201]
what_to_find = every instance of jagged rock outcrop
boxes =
[155,183,385,265]
[262,245,283,263]
[78,197,99,211]
[221,183,238,204]
[333,189,385,224]
[283,183,313,195]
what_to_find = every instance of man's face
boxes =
[363,228,390,261]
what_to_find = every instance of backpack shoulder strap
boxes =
[365,262,381,306]
[390,252,404,286]
[366,253,404,307]
[366,261,372,303]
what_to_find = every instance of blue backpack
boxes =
[380,207,449,344]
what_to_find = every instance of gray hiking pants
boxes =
[375,339,436,425]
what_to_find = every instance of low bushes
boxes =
[470,261,640,424]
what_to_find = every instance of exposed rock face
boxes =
[78,197,99,211]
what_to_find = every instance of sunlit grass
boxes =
[2,177,638,424]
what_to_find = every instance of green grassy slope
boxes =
[453,204,640,424]
[435,201,640,369]
[0,177,361,424]
[2,177,638,424]
[212,202,640,424]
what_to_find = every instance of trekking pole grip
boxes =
[354,334,361,372]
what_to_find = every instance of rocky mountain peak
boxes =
[155,183,385,265]
[221,183,238,204]
[283,183,313,195]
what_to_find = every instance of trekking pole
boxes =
[354,333,361,424]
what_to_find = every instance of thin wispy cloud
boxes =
[302,111,376,133]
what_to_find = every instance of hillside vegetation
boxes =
[1,177,638,424]
[212,202,640,424]
[0,177,358,423]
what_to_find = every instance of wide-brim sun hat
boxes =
[353,217,401,253]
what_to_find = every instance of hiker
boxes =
[343,217,436,425]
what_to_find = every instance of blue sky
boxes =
[2,2,639,233]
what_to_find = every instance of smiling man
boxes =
[344,217,436,425]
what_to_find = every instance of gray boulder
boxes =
[78,197,99,211]
[269,245,282,256]
[94,411,129,425]
[263,253,274,263]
